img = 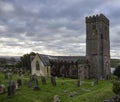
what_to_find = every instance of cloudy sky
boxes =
[0,0,120,59]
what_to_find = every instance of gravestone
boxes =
[69,91,77,97]
[0,84,6,94]
[53,95,60,102]
[51,76,56,86]
[40,76,46,85]
[23,79,27,85]
[15,83,19,90]
[8,72,12,80]
[34,78,40,90]
[4,72,8,79]
[91,81,95,86]
[92,80,98,86]
[27,80,32,88]
[61,74,65,85]
[62,74,65,80]
[8,80,15,96]
[61,82,65,85]
[77,80,81,87]
[33,75,40,90]
[31,75,35,81]
[26,75,34,88]
[104,95,120,102]
[17,79,22,88]
[19,71,22,77]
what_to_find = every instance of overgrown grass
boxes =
[0,73,114,102]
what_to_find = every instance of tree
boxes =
[114,65,120,79]
[16,52,36,71]
[0,58,7,67]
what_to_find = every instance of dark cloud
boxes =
[0,0,119,58]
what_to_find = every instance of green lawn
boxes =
[0,73,115,102]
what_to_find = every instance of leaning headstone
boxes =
[40,76,46,85]
[51,76,56,86]
[53,95,60,102]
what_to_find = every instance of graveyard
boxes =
[0,72,114,102]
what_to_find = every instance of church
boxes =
[31,14,111,80]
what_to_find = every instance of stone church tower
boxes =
[86,14,110,79]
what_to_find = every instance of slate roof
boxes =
[38,54,86,66]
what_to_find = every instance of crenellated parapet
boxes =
[86,14,109,25]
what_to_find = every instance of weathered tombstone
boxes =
[31,75,35,81]
[15,83,19,90]
[26,75,33,88]
[51,75,56,86]
[63,90,68,93]
[17,79,22,88]
[4,72,8,79]
[91,81,95,86]
[33,75,40,90]
[19,71,22,77]
[61,74,65,85]
[40,76,46,85]
[27,80,32,88]
[92,79,98,86]
[78,81,82,87]
[69,91,77,97]
[61,82,65,85]
[8,72,12,80]
[53,95,60,102]
[34,78,40,90]
[8,85,11,96]
[62,74,65,80]
[23,79,26,85]
[77,69,81,87]
[8,80,15,96]
[0,84,6,94]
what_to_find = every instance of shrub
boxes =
[111,75,118,81]
[113,65,120,79]
[113,81,120,95]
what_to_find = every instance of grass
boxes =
[0,73,115,102]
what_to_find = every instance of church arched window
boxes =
[36,61,40,70]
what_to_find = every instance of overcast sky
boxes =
[0,0,120,59]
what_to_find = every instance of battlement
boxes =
[86,14,109,25]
